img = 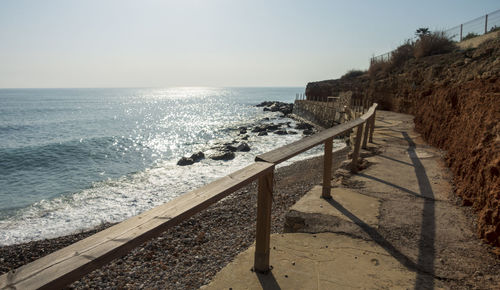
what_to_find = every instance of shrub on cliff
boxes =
[341,69,366,79]
[414,31,456,58]
[390,40,415,69]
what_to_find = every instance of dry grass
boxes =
[414,31,456,58]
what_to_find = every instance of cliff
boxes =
[306,37,500,250]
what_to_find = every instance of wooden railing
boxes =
[0,103,378,289]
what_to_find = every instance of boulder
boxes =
[177,157,195,166]
[237,142,251,152]
[274,130,288,135]
[288,130,298,135]
[303,129,314,135]
[296,122,313,130]
[258,131,268,136]
[264,124,280,131]
[239,128,247,134]
[225,145,238,152]
[190,151,205,162]
[251,126,265,133]
[210,151,236,161]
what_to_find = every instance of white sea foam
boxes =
[0,87,347,246]
[0,115,345,246]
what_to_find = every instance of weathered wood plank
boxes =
[253,170,274,272]
[0,162,274,290]
[351,124,364,173]
[322,137,333,199]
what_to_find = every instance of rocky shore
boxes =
[0,148,348,289]
[176,101,315,166]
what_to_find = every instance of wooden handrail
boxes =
[256,104,377,165]
[0,103,378,289]
[0,162,274,289]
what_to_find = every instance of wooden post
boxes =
[485,14,488,34]
[369,110,377,143]
[362,120,370,149]
[254,169,274,273]
[460,24,463,41]
[322,137,333,199]
[351,124,363,174]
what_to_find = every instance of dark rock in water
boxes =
[239,128,247,134]
[177,157,195,166]
[296,122,313,130]
[257,101,294,116]
[190,151,205,162]
[288,130,298,135]
[262,117,270,121]
[258,131,268,136]
[237,142,251,152]
[270,104,280,112]
[210,151,235,161]
[252,126,265,133]
[264,124,280,131]
[303,129,314,135]
[256,101,275,107]
[274,130,288,135]
[241,135,249,140]
[225,145,238,152]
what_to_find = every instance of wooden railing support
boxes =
[362,119,370,149]
[254,169,274,273]
[322,137,333,199]
[369,110,377,143]
[351,124,363,173]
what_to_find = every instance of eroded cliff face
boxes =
[306,38,500,250]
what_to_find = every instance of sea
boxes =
[0,87,343,246]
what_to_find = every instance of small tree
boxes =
[415,27,430,38]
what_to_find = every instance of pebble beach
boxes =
[0,148,348,289]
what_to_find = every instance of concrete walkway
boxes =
[204,111,499,289]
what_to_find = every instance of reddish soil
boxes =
[413,78,500,251]
[306,37,500,250]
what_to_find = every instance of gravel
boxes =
[0,149,348,289]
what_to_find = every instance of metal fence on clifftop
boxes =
[371,8,500,64]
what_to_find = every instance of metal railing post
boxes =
[485,14,488,34]
[351,124,363,173]
[322,137,334,199]
[460,24,463,41]
[254,169,274,273]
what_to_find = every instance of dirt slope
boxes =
[306,37,500,250]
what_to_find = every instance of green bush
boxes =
[414,31,456,58]
[341,69,366,79]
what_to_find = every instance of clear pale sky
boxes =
[0,0,498,88]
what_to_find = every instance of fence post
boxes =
[362,120,370,149]
[351,124,363,173]
[485,14,488,34]
[460,24,463,41]
[322,137,333,199]
[369,110,377,143]
[254,169,274,273]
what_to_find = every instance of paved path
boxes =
[204,111,500,289]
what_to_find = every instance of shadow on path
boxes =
[256,270,281,290]
[403,132,436,289]
[326,131,436,289]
